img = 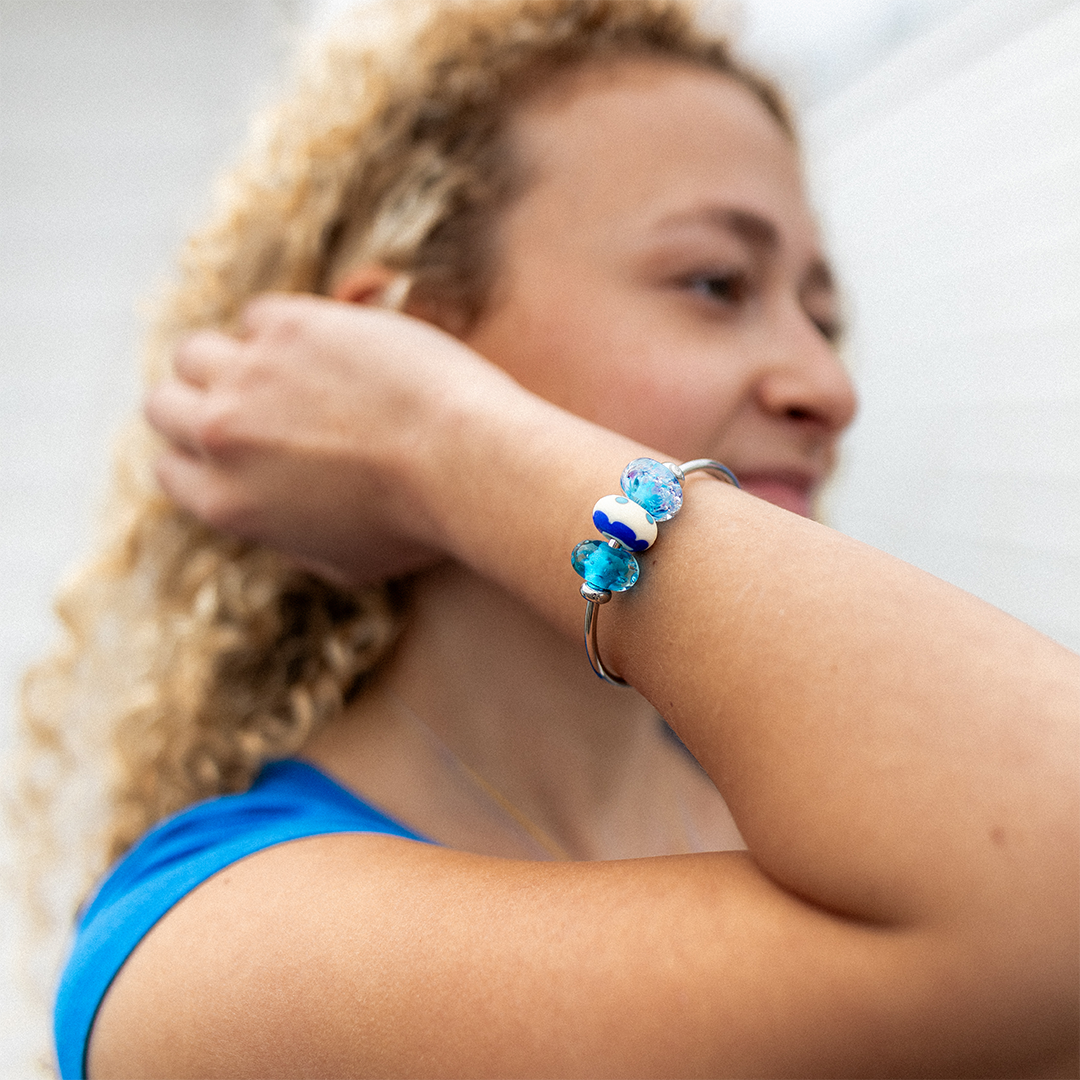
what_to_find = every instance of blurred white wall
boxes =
[1,0,1076,1075]
[805,0,1080,651]
[737,0,968,107]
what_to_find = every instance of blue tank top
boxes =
[53,759,432,1079]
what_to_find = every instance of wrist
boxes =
[415,379,663,641]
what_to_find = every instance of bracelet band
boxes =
[571,458,739,687]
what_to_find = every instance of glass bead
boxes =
[620,457,683,521]
[571,540,640,592]
[592,494,657,551]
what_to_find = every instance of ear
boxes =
[331,265,411,310]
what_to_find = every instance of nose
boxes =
[755,307,858,435]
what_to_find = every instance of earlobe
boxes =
[331,266,413,310]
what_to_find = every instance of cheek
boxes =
[589,349,746,458]
[571,300,751,453]
[464,296,606,415]
[464,283,747,456]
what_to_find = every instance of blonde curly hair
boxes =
[18,0,790,901]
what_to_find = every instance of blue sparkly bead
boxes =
[592,494,657,552]
[571,540,640,592]
[620,458,683,521]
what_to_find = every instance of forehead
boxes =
[503,59,816,252]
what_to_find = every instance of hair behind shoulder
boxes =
[17,0,790,906]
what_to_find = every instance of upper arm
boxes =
[86,833,1075,1080]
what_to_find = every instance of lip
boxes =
[734,472,818,518]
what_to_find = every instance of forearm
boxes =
[418,377,1079,942]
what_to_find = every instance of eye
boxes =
[684,271,749,306]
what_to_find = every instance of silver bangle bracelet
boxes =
[571,458,739,687]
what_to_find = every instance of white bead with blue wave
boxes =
[591,494,658,552]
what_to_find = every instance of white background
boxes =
[2,1,1077,1074]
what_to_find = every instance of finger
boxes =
[173,329,241,388]
[144,380,214,458]
[153,449,252,536]
[153,446,213,511]
[238,292,299,339]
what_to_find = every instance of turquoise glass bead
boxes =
[620,458,683,521]
[571,540,640,592]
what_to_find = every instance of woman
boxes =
[33,1,1077,1076]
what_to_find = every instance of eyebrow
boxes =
[653,205,836,293]
[655,205,778,251]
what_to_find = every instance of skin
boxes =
[92,61,1079,1078]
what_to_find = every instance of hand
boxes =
[146,293,514,586]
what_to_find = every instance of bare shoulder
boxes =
[88,833,1076,1079]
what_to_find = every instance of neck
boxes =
[391,562,660,791]
[303,562,740,859]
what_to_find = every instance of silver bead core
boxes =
[580,583,612,604]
